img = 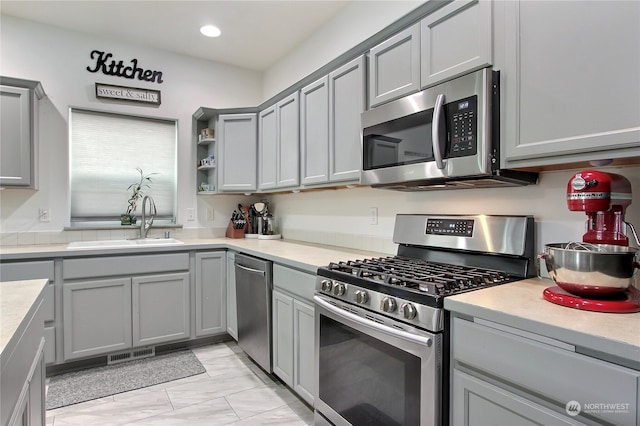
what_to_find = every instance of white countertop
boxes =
[0,279,47,354]
[0,238,386,274]
[445,278,640,366]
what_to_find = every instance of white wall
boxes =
[262,0,425,100]
[271,166,640,255]
[0,15,261,235]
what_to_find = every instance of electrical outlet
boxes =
[369,207,378,225]
[39,208,50,222]
[186,208,195,221]
[206,208,214,221]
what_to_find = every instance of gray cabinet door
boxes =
[277,92,300,188]
[0,85,32,187]
[293,299,314,405]
[452,369,585,426]
[272,289,293,387]
[420,0,492,88]
[258,105,278,190]
[501,0,640,167]
[329,56,365,182]
[218,113,257,192]
[300,76,329,185]
[368,23,421,107]
[132,272,190,347]
[226,251,237,340]
[63,278,132,360]
[194,252,227,337]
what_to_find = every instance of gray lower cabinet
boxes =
[0,77,45,188]
[271,264,315,405]
[2,284,46,426]
[194,251,227,337]
[63,278,133,360]
[499,0,640,167]
[226,251,238,340]
[62,253,190,361]
[218,113,257,192]
[132,273,190,346]
[451,315,640,426]
[0,260,56,365]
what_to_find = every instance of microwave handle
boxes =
[432,94,447,170]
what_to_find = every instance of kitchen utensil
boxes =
[543,243,639,297]
[567,170,634,246]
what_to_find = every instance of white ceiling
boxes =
[0,0,351,71]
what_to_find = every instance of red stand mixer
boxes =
[543,170,640,313]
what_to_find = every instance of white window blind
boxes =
[70,109,177,224]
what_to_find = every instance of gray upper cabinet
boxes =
[500,0,640,168]
[420,0,492,89]
[329,56,365,182]
[368,23,421,108]
[258,105,278,189]
[301,55,365,186]
[258,92,300,191]
[218,113,257,192]
[300,77,330,185]
[0,78,45,188]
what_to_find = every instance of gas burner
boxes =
[327,256,513,299]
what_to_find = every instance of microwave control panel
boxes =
[447,95,477,158]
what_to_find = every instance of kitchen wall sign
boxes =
[95,83,161,105]
[86,50,164,84]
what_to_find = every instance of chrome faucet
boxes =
[140,195,156,239]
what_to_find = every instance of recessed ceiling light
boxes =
[200,25,221,38]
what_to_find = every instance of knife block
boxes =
[225,220,245,239]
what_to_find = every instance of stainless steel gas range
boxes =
[314,214,535,426]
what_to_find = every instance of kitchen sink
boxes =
[67,238,184,249]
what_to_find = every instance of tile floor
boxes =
[46,341,314,425]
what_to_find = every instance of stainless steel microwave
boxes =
[360,67,538,190]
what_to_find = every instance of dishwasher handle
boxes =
[236,263,266,276]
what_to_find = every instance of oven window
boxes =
[319,315,421,426]
[362,109,434,170]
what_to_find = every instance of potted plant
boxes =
[120,168,156,225]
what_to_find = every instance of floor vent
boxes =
[108,347,155,365]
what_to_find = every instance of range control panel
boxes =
[447,95,478,158]
[426,218,474,237]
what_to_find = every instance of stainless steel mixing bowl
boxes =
[544,243,639,297]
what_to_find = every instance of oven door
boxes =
[314,294,442,426]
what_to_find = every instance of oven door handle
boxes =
[432,93,447,170]
[314,295,433,347]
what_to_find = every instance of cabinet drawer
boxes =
[63,253,189,279]
[453,317,639,425]
[273,264,315,302]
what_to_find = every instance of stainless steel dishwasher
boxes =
[234,253,273,373]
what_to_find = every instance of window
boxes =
[69,109,177,225]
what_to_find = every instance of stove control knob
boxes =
[321,280,333,293]
[380,297,397,313]
[400,303,417,320]
[333,283,346,296]
[354,290,369,304]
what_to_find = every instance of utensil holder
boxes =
[225,221,245,239]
